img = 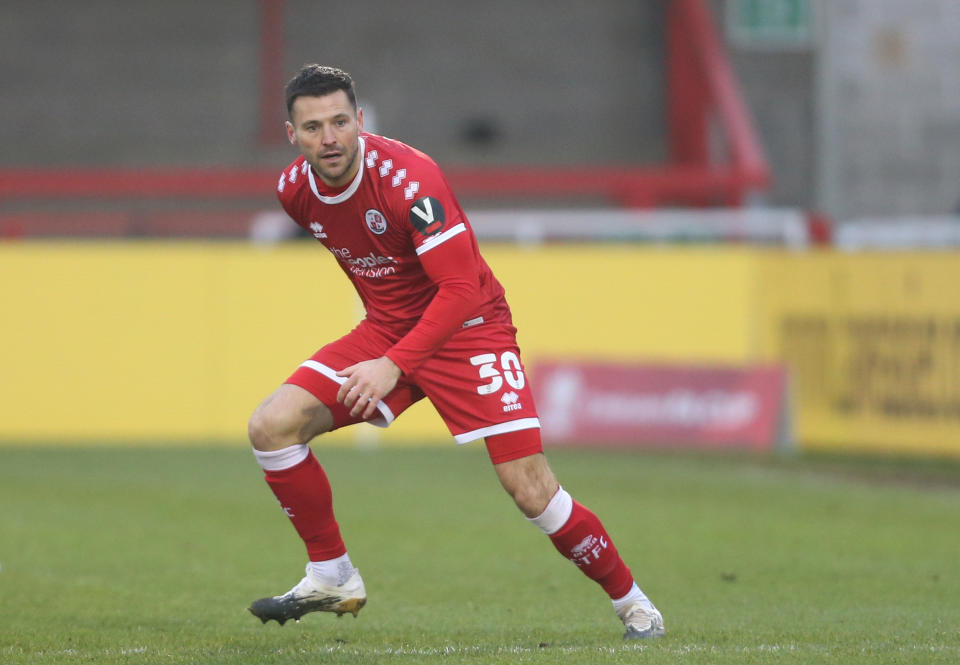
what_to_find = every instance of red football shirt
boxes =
[276,132,513,374]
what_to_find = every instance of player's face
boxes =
[286,91,364,188]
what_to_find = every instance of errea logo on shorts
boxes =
[501,391,523,412]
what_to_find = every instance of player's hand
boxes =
[335,356,403,419]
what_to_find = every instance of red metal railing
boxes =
[667,0,769,181]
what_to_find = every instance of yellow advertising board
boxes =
[754,251,960,456]
[2,242,959,455]
[0,243,753,445]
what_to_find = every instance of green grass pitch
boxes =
[1,444,958,664]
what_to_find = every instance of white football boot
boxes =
[618,602,666,639]
[248,564,367,625]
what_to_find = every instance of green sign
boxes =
[727,0,813,48]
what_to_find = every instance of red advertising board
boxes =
[532,360,789,450]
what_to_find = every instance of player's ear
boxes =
[357,107,364,132]
[284,121,296,145]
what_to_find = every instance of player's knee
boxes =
[248,387,335,451]
[247,406,277,451]
[508,483,552,517]
[248,403,300,451]
[508,485,546,517]
[497,459,559,518]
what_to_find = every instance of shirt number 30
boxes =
[470,352,526,395]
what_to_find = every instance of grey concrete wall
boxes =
[711,0,960,218]
[727,48,816,210]
[706,0,816,210]
[282,0,666,167]
[816,0,960,218]
[0,0,665,169]
[0,1,262,167]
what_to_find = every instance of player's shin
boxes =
[527,487,635,599]
[252,444,347,564]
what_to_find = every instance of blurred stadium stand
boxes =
[0,0,776,240]
[2,0,959,240]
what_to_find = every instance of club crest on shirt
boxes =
[365,209,388,235]
[409,196,445,236]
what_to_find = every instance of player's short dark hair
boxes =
[285,64,358,117]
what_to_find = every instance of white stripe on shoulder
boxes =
[307,136,367,205]
[415,222,467,255]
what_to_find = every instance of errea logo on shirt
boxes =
[309,222,328,239]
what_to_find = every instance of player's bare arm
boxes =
[335,356,403,419]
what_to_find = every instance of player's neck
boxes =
[313,149,362,194]
[317,161,359,189]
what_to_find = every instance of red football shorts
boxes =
[285,319,542,460]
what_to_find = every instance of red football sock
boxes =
[262,450,346,561]
[549,501,635,599]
